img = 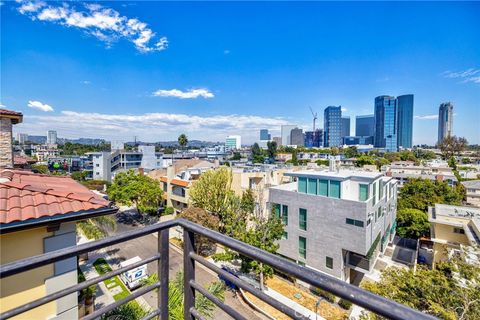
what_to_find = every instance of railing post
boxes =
[183,228,195,320]
[158,229,169,320]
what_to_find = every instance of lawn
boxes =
[93,258,134,301]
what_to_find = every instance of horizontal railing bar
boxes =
[180,219,437,320]
[142,308,161,320]
[0,254,160,320]
[0,219,178,278]
[82,282,161,320]
[190,252,307,320]
[190,307,207,320]
[189,279,247,320]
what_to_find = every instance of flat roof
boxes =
[285,169,383,181]
[462,180,480,189]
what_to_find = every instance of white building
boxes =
[281,125,296,146]
[269,166,398,284]
[47,130,57,145]
[225,135,241,150]
[16,133,28,144]
[32,144,60,161]
[462,180,480,207]
[382,162,457,187]
[88,148,163,182]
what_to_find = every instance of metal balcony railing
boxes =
[0,218,436,320]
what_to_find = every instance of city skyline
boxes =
[1,1,479,144]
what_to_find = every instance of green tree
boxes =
[315,159,329,166]
[77,216,116,240]
[448,156,457,170]
[415,149,437,161]
[355,155,375,167]
[251,143,264,163]
[141,271,224,320]
[230,152,241,160]
[362,249,480,320]
[178,207,220,255]
[188,167,237,222]
[438,136,468,159]
[398,178,464,212]
[107,170,163,215]
[101,301,147,320]
[71,171,88,181]
[178,134,188,150]
[266,141,278,159]
[343,146,358,159]
[396,208,430,239]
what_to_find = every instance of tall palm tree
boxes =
[178,134,188,156]
[141,271,224,320]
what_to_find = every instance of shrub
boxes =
[314,288,336,303]
[164,206,174,215]
[338,298,352,310]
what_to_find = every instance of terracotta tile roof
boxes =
[171,179,190,187]
[0,169,112,225]
[0,109,23,124]
[14,155,35,166]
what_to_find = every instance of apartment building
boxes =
[428,204,480,266]
[151,160,218,214]
[31,144,60,162]
[87,145,163,182]
[462,180,480,207]
[269,167,398,284]
[383,162,457,187]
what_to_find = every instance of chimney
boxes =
[0,109,23,169]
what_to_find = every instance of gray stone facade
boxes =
[269,173,397,283]
[0,118,13,168]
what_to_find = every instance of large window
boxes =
[282,231,288,239]
[319,179,329,196]
[326,257,333,269]
[299,236,307,259]
[329,180,341,198]
[298,177,307,193]
[299,208,307,231]
[373,181,377,205]
[359,184,369,201]
[282,205,288,225]
[307,178,317,195]
[273,203,281,218]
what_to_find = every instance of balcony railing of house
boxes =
[0,218,437,320]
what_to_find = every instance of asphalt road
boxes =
[102,212,265,320]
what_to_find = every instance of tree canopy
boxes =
[178,134,188,149]
[395,208,430,239]
[438,136,468,159]
[107,170,163,215]
[251,143,265,163]
[362,249,480,320]
[398,178,465,212]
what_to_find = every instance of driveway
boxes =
[102,211,266,319]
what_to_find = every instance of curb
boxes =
[239,288,276,320]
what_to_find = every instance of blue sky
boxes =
[1,1,479,144]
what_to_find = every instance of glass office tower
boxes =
[374,96,397,151]
[397,94,414,149]
[324,106,342,147]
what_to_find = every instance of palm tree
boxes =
[178,134,188,156]
[77,216,116,240]
[141,271,224,320]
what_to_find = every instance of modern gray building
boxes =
[269,167,398,283]
[341,116,351,138]
[438,102,453,145]
[290,128,304,147]
[374,96,398,152]
[397,94,414,149]
[324,106,342,147]
[281,125,297,146]
[355,115,374,137]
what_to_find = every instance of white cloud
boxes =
[27,100,54,112]
[15,1,168,53]
[442,68,480,84]
[341,107,348,113]
[152,88,214,99]
[82,80,91,85]
[17,110,290,143]
[414,114,438,120]
[224,49,230,55]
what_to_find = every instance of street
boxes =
[101,212,266,320]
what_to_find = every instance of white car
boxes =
[119,256,148,290]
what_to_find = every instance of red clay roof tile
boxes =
[0,169,112,225]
